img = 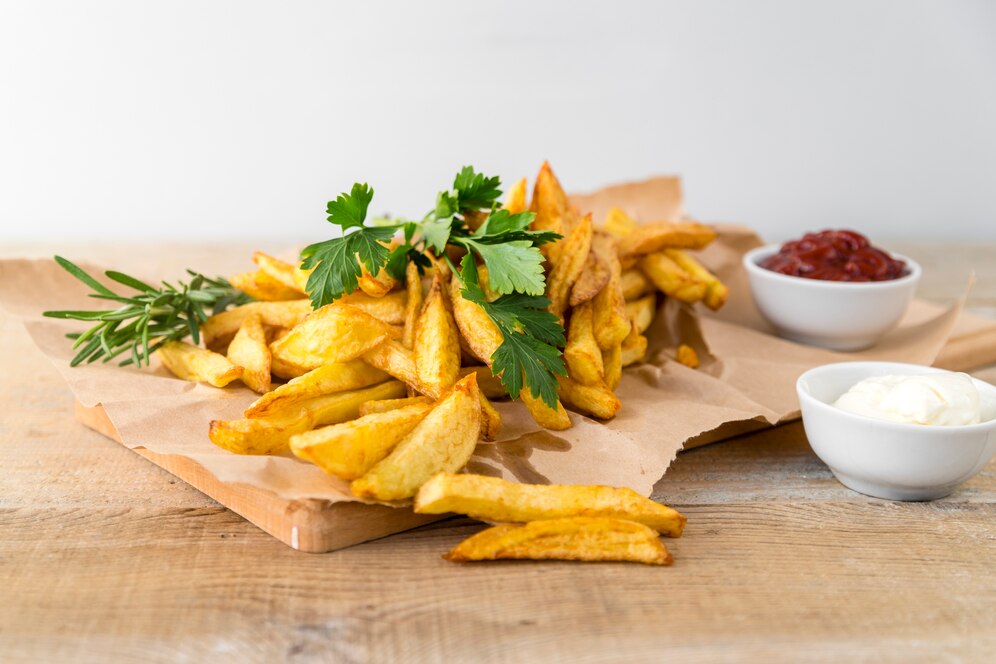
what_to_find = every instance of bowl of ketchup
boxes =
[743,230,921,351]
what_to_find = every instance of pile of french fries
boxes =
[153,162,725,564]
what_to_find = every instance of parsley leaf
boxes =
[326,182,374,229]
[458,238,547,296]
[453,166,502,211]
[459,255,566,407]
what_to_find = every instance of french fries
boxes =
[413,275,460,392]
[359,396,434,416]
[545,213,593,320]
[358,264,397,298]
[663,249,730,310]
[557,375,621,420]
[503,177,528,214]
[226,313,271,393]
[625,294,656,334]
[443,517,672,566]
[569,251,610,307]
[639,252,708,304]
[229,270,305,302]
[564,302,604,386]
[350,374,482,501]
[530,161,573,264]
[402,260,423,348]
[676,344,700,369]
[289,402,434,480]
[244,361,389,418]
[414,473,687,537]
[270,303,399,370]
[209,380,406,455]
[253,251,306,294]
[202,300,313,351]
[591,232,631,351]
[157,341,242,387]
[618,220,717,258]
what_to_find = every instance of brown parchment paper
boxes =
[0,178,969,505]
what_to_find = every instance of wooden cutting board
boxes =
[75,310,996,553]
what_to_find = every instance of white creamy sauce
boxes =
[833,373,985,426]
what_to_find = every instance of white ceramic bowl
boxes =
[743,245,921,351]
[797,361,996,501]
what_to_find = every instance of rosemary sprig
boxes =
[43,256,251,367]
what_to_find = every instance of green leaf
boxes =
[459,238,547,296]
[300,225,397,308]
[473,209,534,236]
[419,215,453,254]
[326,182,374,229]
[453,166,502,211]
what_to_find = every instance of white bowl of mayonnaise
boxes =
[797,361,996,501]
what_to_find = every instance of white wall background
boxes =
[2,0,994,243]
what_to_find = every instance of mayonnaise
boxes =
[833,373,984,426]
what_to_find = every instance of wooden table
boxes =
[2,243,995,663]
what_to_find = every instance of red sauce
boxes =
[760,230,907,282]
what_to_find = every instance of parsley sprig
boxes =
[301,166,566,407]
[43,257,250,367]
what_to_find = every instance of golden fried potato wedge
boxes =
[676,343,700,369]
[292,264,313,293]
[245,360,389,418]
[350,374,482,501]
[520,391,572,431]
[620,269,653,301]
[564,302,604,386]
[529,161,573,263]
[625,294,656,334]
[602,343,622,390]
[209,380,405,455]
[358,263,398,297]
[663,249,730,310]
[253,251,305,292]
[359,395,434,416]
[269,354,312,380]
[591,232,631,350]
[443,517,672,565]
[545,213,593,320]
[618,221,717,258]
[335,290,407,325]
[415,473,686,537]
[290,402,434,480]
[459,366,506,399]
[569,250,610,307]
[477,390,502,442]
[402,260,423,348]
[229,270,305,302]
[557,375,621,420]
[202,300,313,351]
[270,303,400,371]
[226,313,270,394]
[158,340,242,387]
[414,275,461,392]
[639,253,708,304]
[621,324,648,367]
[450,276,503,365]
[502,177,528,214]
[603,207,638,238]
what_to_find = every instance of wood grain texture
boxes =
[2,243,995,663]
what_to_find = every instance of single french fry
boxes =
[621,324,648,367]
[350,374,482,501]
[503,177,528,214]
[269,354,312,380]
[529,161,573,263]
[477,390,502,442]
[676,344,700,369]
[591,232,631,350]
[270,303,400,371]
[557,375,621,420]
[602,343,622,390]
[459,366,506,399]
[358,263,398,297]
[663,249,730,310]
[625,294,656,334]
[402,260,423,348]
[226,313,270,394]
[476,264,499,302]
[621,269,653,301]
[290,402,434,480]
[335,290,407,325]
[229,270,305,302]
[520,391,572,431]
[639,253,708,304]
[209,380,405,455]
[603,207,638,238]
[450,276,502,365]
[359,396,434,416]
[564,302,604,386]
[546,213,593,320]
[569,250,610,307]
[158,340,242,388]
[416,473,687,537]
[245,360,390,418]
[253,251,305,293]
[292,264,313,293]
[443,517,672,565]
[618,221,717,258]
[414,275,461,392]
[202,300,313,351]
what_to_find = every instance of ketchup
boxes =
[760,230,906,282]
